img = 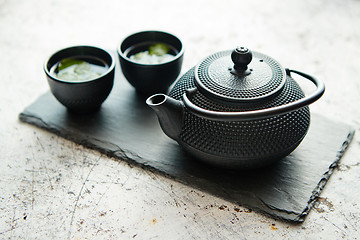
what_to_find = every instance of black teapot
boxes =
[146,47,325,168]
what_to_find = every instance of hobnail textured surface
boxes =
[47,76,114,113]
[53,90,111,112]
[169,67,310,166]
[195,50,286,101]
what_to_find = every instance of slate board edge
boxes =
[295,130,355,222]
[18,111,356,223]
[18,112,155,168]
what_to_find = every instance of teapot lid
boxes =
[194,47,286,102]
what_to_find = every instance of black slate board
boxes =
[19,66,355,223]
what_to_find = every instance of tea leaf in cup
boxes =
[149,43,170,56]
[57,58,85,72]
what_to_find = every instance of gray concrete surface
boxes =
[1,0,359,239]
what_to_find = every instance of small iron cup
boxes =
[44,45,115,113]
[118,30,184,97]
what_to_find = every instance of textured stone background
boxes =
[1,0,359,239]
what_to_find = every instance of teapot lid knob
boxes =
[231,47,252,71]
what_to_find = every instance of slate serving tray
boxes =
[19,64,354,223]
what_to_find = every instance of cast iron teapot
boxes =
[146,47,325,168]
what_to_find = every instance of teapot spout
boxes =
[146,94,184,141]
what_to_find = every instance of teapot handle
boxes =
[182,69,325,121]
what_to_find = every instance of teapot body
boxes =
[168,67,310,168]
[147,48,325,169]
